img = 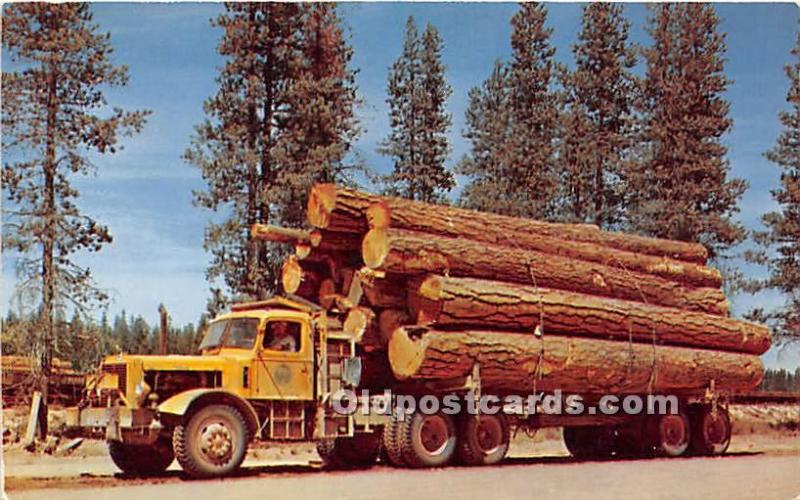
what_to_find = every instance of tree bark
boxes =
[251,223,316,246]
[388,328,764,394]
[363,228,727,315]
[362,274,409,308]
[366,196,708,264]
[311,229,362,254]
[307,183,381,232]
[307,183,714,278]
[408,275,771,355]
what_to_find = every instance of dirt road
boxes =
[7,453,800,500]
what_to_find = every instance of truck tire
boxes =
[108,436,174,476]
[382,419,407,467]
[400,411,457,468]
[563,427,614,459]
[317,434,381,469]
[689,405,731,456]
[645,410,691,457]
[315,439,343,468]
[173,404,249,478]
[336,434,382,467]
[457,414,509,466]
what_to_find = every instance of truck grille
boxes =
[101,363,127,395]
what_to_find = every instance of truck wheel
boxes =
[317,434,381,469]
[400,411,457,468]
[108,436,174,476]
[563,427,615,459]
[382,419,407,467]
[457,414,509,466]
[563,427,595,459]
[315,439,343,468]
[690,405,731,456]
[645,411,691,457]
[335,434,382,468]
[173,404,249,478]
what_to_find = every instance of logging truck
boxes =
[67,294,740,478]
[65,184,767,478]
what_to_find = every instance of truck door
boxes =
[251,318,314,400]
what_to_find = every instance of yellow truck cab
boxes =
[66,296,368,477]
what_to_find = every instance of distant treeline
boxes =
[758,367,800,393]
[1,310,208,373]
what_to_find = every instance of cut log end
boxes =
[281,256,303,295]
[295,243,312,260]
[344,307,374,342]
[362,228,389,269]
[388,326,427,379]
[307,183,338,229]
[309,231,323,247]
[366,202,391,230]
[418,274,443,300]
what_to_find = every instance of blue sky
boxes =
[2,2,799,369]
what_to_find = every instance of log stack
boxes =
[252,184,770,395]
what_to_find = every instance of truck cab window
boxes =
[263,321,301,352]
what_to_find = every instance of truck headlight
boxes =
[134,381,151,406]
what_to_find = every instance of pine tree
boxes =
[460,3,559,218]
[2,4,149,402]
[380,17,453,202]
[630,4,746,259]
[274,3,360,226]
[558,3,637,228]
[457,61,515,213]
[186,4,359,308]
[747,21,800,343]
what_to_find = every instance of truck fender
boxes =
[157,388,259,438]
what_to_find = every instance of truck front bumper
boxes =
[65,406,163,444]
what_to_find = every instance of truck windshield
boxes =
[199,318,259,351]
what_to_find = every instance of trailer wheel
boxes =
[690,405,731,456]
[645,410,691,457]
[108,436,174,476]
[457,414,509,466]
[563,426,617,459]
[382,419,407,467]
[173,404,249,478]
[401,411,457,468]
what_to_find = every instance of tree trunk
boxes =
[307,183,716,282]
[366,196,708,264]
[251,223,316,245]
[363,228,727,315]
[307,183,381,232]
[408,275,771,355]
[389,328,764,394]
[311,230,362,254]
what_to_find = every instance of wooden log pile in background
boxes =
[250,183,770,395]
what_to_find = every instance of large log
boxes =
[363,228,727,315]
[409,275,771,355]
[311,230,362,254]
[306,184,709,264]
[307,183,380,233]
[367,197,708,264]
[281,256,323,297]
[388,328,764,394]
